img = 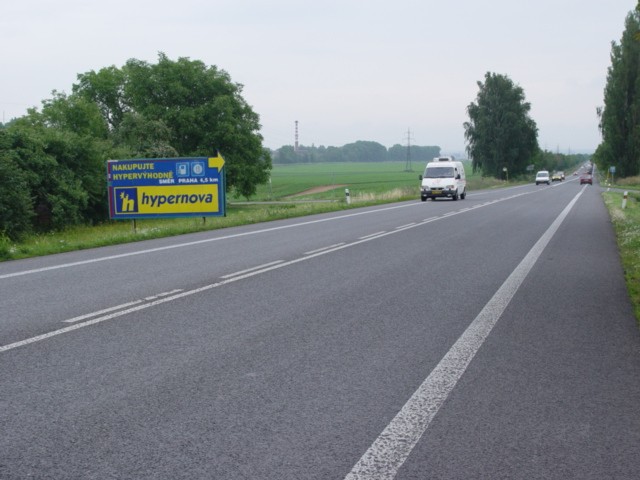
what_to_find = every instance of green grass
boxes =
[600,175,640,190]
[603,190,640,325]
[615,176,640,189]
[0,203,354,261]
[234,162,426,201]
[0,161,529,262]
[234,161,513,201]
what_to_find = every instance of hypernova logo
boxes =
[141,192,214,208]
[132,185,219,215]
[116,188,138,213]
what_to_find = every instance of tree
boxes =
[597,6,640,178]
[531,149,584,174]
[0,124,96,231]
[112,113,178,159]
[341,141,387,162]
[10,93,112,225]
[0,147,33,240]
[388,144,441,163]
[464,72,539,177]
[75,53,271,198]
[73,66,129,130]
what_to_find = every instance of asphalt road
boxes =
[1,177,639,479]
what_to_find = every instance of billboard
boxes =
[107,156,226,219]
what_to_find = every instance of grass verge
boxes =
[603,190,640,325]
[0,195,414,262]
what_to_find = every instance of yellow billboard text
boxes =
[134,185,219,214]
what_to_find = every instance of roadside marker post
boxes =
[623,191,628,209]
[345,188,351,205]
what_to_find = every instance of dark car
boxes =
[579,173,593,185]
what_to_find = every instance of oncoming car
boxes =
[535,170,550,185]
[552,172,564,182]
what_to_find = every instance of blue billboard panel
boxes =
[107,156,225,219]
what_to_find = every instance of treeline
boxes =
[273,141,441,164]
[596,3,640,178]
[0,53,271,241]
[534,151,591,176]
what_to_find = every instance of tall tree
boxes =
[75,53,271,198]
[0,136,34,240]
[11,93,112,224]
[597,6,640,178]
[73,66,129,130]
[0,126,92,233]
[464,72,539,177]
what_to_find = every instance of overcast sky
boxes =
[1,1,635,154]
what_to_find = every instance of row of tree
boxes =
[596,2,640,178]
[534,150,591,176]
[0,53,271,240]
[272,142,441,164]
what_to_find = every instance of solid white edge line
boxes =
[0,203,422,280]
[344,188,585,480]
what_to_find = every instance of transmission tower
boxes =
[405,128,414,172]
[294,120,299,152]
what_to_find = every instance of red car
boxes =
[579,173,593,185]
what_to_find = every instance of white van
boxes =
[419,157,467,201]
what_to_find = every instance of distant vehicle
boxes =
[551,172,563,182]
[535,171,550,185]
[419,157,467,201]
[580,173,593,185]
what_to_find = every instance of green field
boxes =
[240,162,424,201]
[237,161,508,202]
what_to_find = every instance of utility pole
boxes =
[405,127,414,172]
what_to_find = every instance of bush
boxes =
[0,155,33,240]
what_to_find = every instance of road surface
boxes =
[1,178,639,479]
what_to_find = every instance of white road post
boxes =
[345,188,351,205]
[622,191,628,209]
